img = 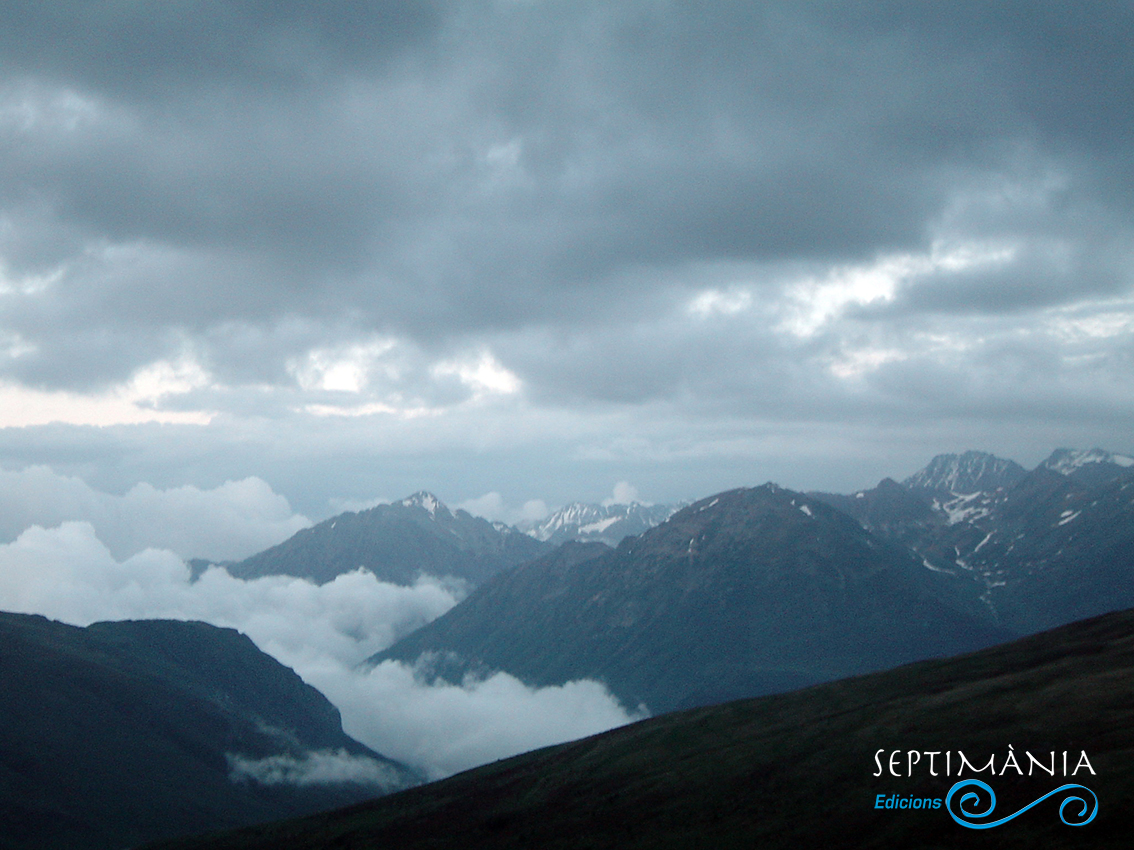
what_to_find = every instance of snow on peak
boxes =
[400,491,444,517]
[1043,448,1134,474]
[903,450,1025,494]
[525,500,682,545]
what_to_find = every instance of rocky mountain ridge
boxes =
[813,448,1134,633]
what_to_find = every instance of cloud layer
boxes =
[0,466,310,560]
[1,2,1132,508]
[0,517,643,780]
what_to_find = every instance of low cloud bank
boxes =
[0,465,310,561]
[227,749,403,790]
[0,521,452,658]
[310,658,647,780]
[0,519,644,779]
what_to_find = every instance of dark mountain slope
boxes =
[374,485,1008,713]
[0,613,415,850]
[144,605,1134,850]
[227,492,549,586]
[809,476,941,548]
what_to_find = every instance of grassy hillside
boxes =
[146,606,1134,849]
[0,613,414,850]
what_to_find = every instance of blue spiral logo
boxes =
[945,780,1098,829]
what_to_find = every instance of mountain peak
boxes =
[399,491,447,517]
[903,450,1026,495]
[228,490,548,587]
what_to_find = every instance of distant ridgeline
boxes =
[810,447,1134,635]
[202,448,1134,717]
[226,491,551,586]
[366,447,1134,715]
[220,491,682,587]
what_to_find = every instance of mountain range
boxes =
[220,493,680,587]
[216,445,1133,718]
[812,447,1134,634]
[9,444,1127,847]
[373,485,1010,713]
[0,612,415,850]
[143,604,1134,850]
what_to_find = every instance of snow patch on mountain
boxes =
[1043,448,1134,474]
[942,491,994,525]
[402,492,442,517]
[523,501,682,547]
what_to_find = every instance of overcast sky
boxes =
[2,1,1132,519]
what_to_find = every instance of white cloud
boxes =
[518,498,550,522]
[432,352,522,397]
[288,339,398,394]
[0,259,66,297]
[303,400,440,419]
[826,346,909,379]
[0,466,311,561]
[457,491,549,525]
[1044,299,1134,343]
[0,520,643,781]
[687,287,754,318]
[0,522,454,648]
[313,659,646,781]
[0,375,213,427]
[602,481,641,506]
[456,491,506,520]
[777,241,1017,337]
[0,81,101,135]
[227,749,403,790]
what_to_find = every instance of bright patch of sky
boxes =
[289,339,398,394]
[0,357,213,428]
[0,83,101,134]
[687,287,754,318]
[778,241,1017,337]
[432,351,521,397]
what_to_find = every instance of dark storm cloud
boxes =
[0,1,443,96]
[828,2,1134,165]
[0,0,1131,456]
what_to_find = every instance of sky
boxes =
[0,0,1132,785]
[1,2,1133,519]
